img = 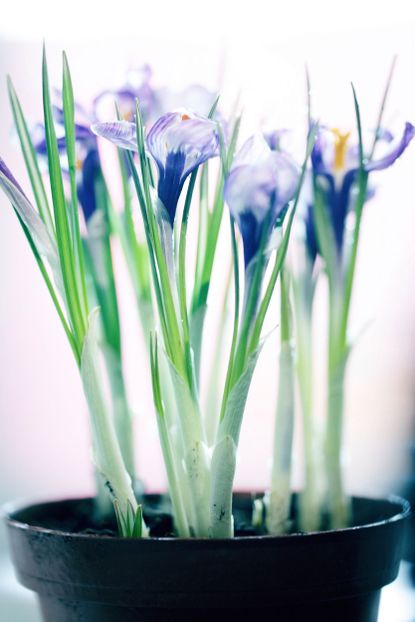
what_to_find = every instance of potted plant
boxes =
[1,47,412,622]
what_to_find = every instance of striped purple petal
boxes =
[0,158,60,279]
[147,109,219,223]
[91,121,138,152]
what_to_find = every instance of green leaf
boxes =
[42,45,86,345]
[86,176,121,355]
[369,56,397,161]
[132,504,143,538]
[7,76,55,235]
[219,343,263,445]
[339,85,369,348]
[13,208,80,363]
[62,51,89,320]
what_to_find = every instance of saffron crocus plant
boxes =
[92,100,314,536]
[1,47,316,538]
[1,49,145,535]
[287,75,415,532]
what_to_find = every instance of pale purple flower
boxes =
[224,134,299,267]
[93,109,219,224]
[306,122,415,260]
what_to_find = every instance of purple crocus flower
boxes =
[147,109,219,224]
[93,109,219,225]
[224,134,299,267]
[306,123,415,261]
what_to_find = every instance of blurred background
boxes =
[1,0,415,619]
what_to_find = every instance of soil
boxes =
[18,493,265,538]
[12,492,402,539]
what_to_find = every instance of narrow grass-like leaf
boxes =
[218,216,240,422]
[339,85,369,347]
[368,56,397,161]
[191,115,241,317]
[126,150,171,356]
[113,499,127,536]
[42,46,85,345]
[87,175,122,355]
[178,169,199,390]
[132,505,143,538]
[7,76,55,235]
[62,51,89,320]
[14,209,80,363]
[134,101,185,376]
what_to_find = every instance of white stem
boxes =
[266,340,295,534]
[209,435,236,538]
[81,310,148,535]
[294,287,322,532]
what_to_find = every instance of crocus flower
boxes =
[224,134,299,267]
[306,122,415,262]
[147,109,219,224]
[92,109,219,225]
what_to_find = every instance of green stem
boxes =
[178,170,199,392]
[325,286,350,528]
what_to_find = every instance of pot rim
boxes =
[2,493,411,543]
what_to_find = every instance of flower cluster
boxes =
[1,50,413,540]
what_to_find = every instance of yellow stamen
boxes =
[76,158,83,171]
[332,128,351,172]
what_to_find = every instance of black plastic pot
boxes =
[4,494,410,622]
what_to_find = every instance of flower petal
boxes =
[366,122,415,171]
[147,109,218,176]
[0,158,62,289]
[77,149,100,222]
[225,135,299,266]
[91,121,138,152]
[147,109,219,224]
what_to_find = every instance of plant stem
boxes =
[267,270,295,534]
[104,347,136,484]
[81,310,146,534]
[296,301,321,532]
[325,286,350,528]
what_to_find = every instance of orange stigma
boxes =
[332,128,351,172]
[181,113,191,121]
